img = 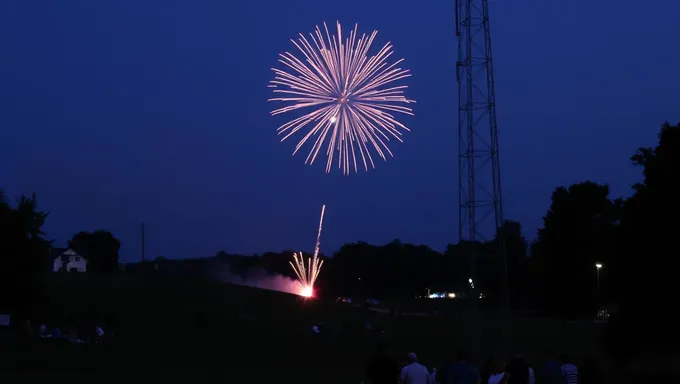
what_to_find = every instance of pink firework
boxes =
[268,21,415,175]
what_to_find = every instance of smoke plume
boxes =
[214,264,300,295]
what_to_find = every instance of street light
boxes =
[595,263,603,309]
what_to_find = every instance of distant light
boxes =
[468,278,473,284]
[448,293,456,299]
[595,263,603,269]
[330,116,337,123]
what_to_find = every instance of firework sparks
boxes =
[268,22,415,175]
[290,205,326,297]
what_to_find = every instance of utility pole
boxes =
[456,0,509,354]
[596,267,600,307]
[141,221,146,263]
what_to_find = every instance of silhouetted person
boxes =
[578,356,599,384]
[105,314,116,339]
[400,352,431,384]
[95,324,105,344]
[366,340,400,384]
[430,367,439,384]
[38,324,51,339]
[67,327,83,344]
[538,351,565,384]
[480,357,490,384]
[505,356,529,384]
[436,349,479,384]
[482,355,505,384]
[21,319,34,338]
[559,355,578,384]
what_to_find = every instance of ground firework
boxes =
[290,205,326,297]
[268,22,415,175]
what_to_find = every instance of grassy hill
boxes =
[0,274,605,382]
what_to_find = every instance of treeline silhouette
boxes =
[1,121,678,359]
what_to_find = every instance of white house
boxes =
[52,248,88,272]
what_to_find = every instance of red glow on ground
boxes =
[299,286,313,298]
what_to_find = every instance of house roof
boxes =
[50,247,86,260]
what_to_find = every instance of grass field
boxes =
[0,275,605,383]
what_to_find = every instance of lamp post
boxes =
[595,263,603,309]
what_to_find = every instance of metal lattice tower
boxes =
[456,0,508,317]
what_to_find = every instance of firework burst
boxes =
[290,205,326,298]
[268,22,415,175]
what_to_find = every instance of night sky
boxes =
[1,1,678,262]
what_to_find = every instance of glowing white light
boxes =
[300,286,313,298]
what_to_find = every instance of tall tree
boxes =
[613,122,680,356]
[0,191,51,314]
[69,230,121,273]
[533,182,619,318]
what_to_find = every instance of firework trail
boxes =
[290,205,326,297]
[313,204,325,259]
[268,21,415,175]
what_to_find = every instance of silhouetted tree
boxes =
[0,191,51,314]
[69,230,121,273]
[612,122,680,357]
[533,182,619,318]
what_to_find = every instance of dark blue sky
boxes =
[1,1,678,261]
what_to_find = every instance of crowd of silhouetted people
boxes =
[15,317,114,345]
[5,310,604,382]
[366,340,600,384]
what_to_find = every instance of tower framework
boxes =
[456,0,508,313]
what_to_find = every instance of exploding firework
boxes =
[268,22,415,175]
[290,252,322,298]
[290,205,326,297]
